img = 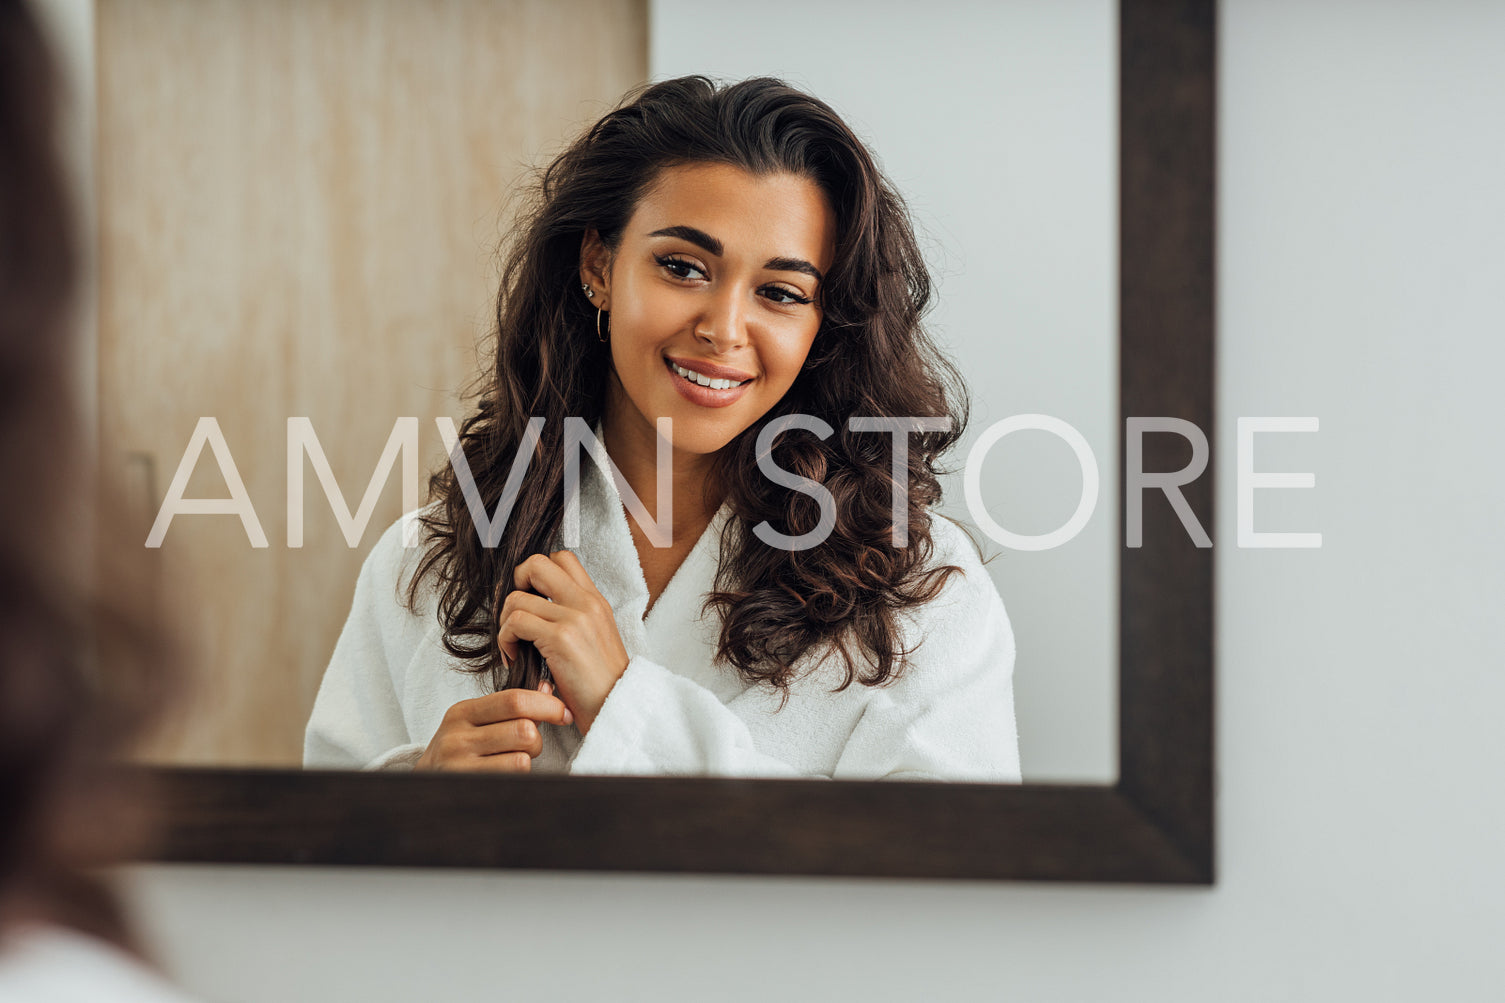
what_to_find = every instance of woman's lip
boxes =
[664,357,753,408]
[664,354,756,382]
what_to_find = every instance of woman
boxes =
[304,75,1020,781]
[0,2,196,998]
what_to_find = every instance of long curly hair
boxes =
[411,75,974,696]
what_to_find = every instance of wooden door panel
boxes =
[96,0,647,765]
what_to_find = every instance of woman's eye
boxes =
[656,255,705,281]
[762,285,811,306]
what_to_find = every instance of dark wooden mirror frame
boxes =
[142,0,1214,884]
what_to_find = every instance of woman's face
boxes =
[582,162,837,465]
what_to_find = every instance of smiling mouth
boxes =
[665,358,754,389]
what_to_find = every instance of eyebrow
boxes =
[648,225,825,284]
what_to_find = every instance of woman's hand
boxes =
[497,550,630,737]
[414,681,573,772]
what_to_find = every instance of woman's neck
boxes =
[600,411,722,550]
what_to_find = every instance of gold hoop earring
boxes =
[596,307,609,343]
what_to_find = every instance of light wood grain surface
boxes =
[96,0,647,766]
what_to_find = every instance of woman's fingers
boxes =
[496,608,550,669]
[492,550,628,738]
[416,687,577,772]
[496,591,556,665]
[497,590,559,625]
[465,717,546,758]
[497,552,616,677]
[550,549,598,592]
[512,552,584,605]
[493,554,574,663]
[463,751,534,774]
[454,687,573,728]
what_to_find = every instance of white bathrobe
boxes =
[0,926,201,1003]
[304,449,1021,781]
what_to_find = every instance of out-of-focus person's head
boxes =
[0,0,174,952]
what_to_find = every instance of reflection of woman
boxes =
[0,4,195,999]
[305,76,1020,781]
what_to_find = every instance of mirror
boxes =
[95,0,1115,784]
[80,0,1212,880]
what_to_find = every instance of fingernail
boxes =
[563,707,574,726]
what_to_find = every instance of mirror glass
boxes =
[651,1,1118,784]
[95,0,1114,783]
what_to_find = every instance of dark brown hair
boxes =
[413,75,972,696]
[0,0,174,949]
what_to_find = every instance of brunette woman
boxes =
[305,75,1020,781]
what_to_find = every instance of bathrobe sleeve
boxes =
[304,515,432,771]
[568,520,1021,782]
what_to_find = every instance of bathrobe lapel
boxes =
[558,433,736,693]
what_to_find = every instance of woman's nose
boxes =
[694,285,748,352]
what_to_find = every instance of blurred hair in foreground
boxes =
[0,0,179,953]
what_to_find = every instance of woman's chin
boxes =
[605,388,762,459]
[663,431,737,459]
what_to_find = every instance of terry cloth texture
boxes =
[305,435,1020,781]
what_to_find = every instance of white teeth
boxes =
[672,362,746,390]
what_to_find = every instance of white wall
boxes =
[654,0,1119,783]
[109,0,1505,999]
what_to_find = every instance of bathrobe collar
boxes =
[559,423,734,660]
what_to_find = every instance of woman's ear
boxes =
[579,229,612,310]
